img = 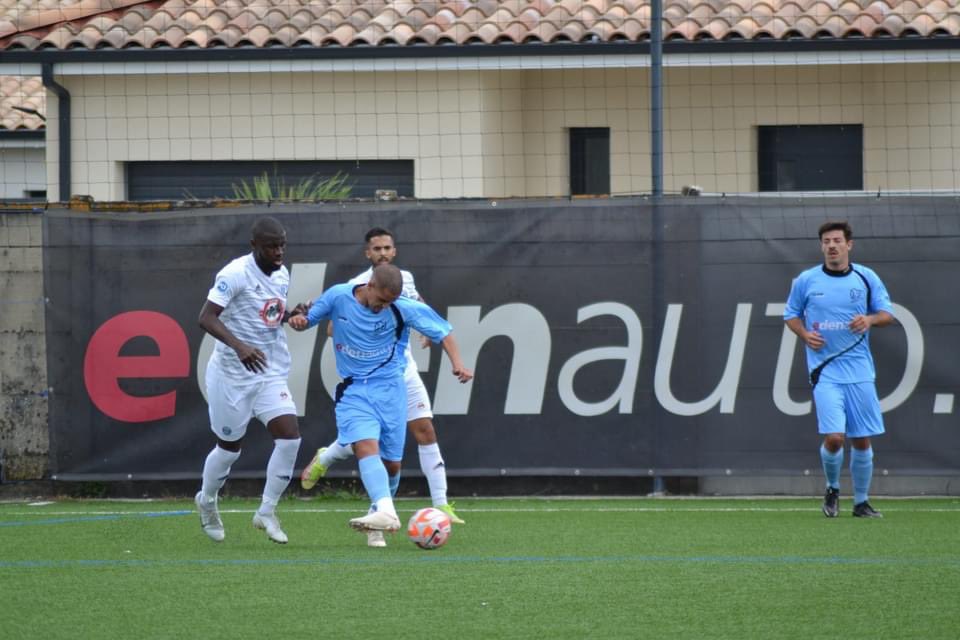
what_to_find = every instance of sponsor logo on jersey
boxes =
[334,342,394,360]
[812,320,847,331]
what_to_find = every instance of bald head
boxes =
[371,263,402,297]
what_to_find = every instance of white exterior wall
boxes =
[43,61,960,201]
[0,145,45,199]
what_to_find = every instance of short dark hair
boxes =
[818,221,852,241]
[252,216,285,239]
[365,227,394,244]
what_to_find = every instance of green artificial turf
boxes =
[1,497,958,639]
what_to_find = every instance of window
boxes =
[126,160,414,201]
[569,128,610,196]
[758,125,863,191]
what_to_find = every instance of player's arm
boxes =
[849,310,894,334]
[283,300,310,324]
[783,276,824,350]
[289,288,333,331]
[850,271,896,334]
[439,333,473,383]
[198,300,266,372]
[785,316,824,351]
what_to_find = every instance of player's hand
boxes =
[451,365,473,384]
[804,330,825,351]
[288,315,309,331]
[419,334,431,349]
[849,314,872,334]
[289,301,310,317]
[235,344,267,372]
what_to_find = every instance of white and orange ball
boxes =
[406,507,452,550]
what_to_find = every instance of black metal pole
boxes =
[650,0,663,198]
[41,63,70,201]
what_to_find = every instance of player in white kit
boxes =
[300,228,465,546]
[194,217,304,544]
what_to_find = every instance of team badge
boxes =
[260,298,285,327]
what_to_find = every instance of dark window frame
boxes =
[569,127,610,196]
[758,124,863,192]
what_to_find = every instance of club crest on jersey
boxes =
[216,280,228,293]
[260,298,284,327]
[850,288,864,302]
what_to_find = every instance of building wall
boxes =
[0,145,46,199]
[45,62,960,201]
[0,212,48,480]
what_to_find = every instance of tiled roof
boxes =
[0,0,957,50]
[0,75,44,130]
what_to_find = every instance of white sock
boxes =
[374,496,397,519]
[259,437,301,515]
[201,445,241,501]
[419,443,448,507]
[319,440,354,468]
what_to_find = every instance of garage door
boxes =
[127,160,414,201]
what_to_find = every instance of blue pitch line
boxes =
[1,554,958,571]
[0,510,192,528]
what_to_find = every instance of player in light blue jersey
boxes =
[301,227,466,547]
[289,264,473,535]
[784,221,895,518]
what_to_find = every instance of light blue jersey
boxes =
[784,263,893,384]
[305,283,452,382]
[304,282,453,458]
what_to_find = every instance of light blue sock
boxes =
[820,445,843,490]
[358,455,390,504]
[850,448,874,505]
[388,471,401,497]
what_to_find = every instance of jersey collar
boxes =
[821,264,853,277]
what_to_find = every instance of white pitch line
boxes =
[2,506,960,517]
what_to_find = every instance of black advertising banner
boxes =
[42,197,960,479]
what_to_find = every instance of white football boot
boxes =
[349,510,400,532]
[252,512,289,544]
[195,491,225,542]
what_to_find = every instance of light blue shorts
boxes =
[813,381,885,438]
[334,376,407,462]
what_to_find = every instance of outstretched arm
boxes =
[199,300,266,372]
[440,333,473,383]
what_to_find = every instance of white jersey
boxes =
[349,266,421,369]
[206,253,291,382]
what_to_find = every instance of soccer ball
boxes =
[406,507,452,550]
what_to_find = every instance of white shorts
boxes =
[205,363,297,442]
[404,364,433,422]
